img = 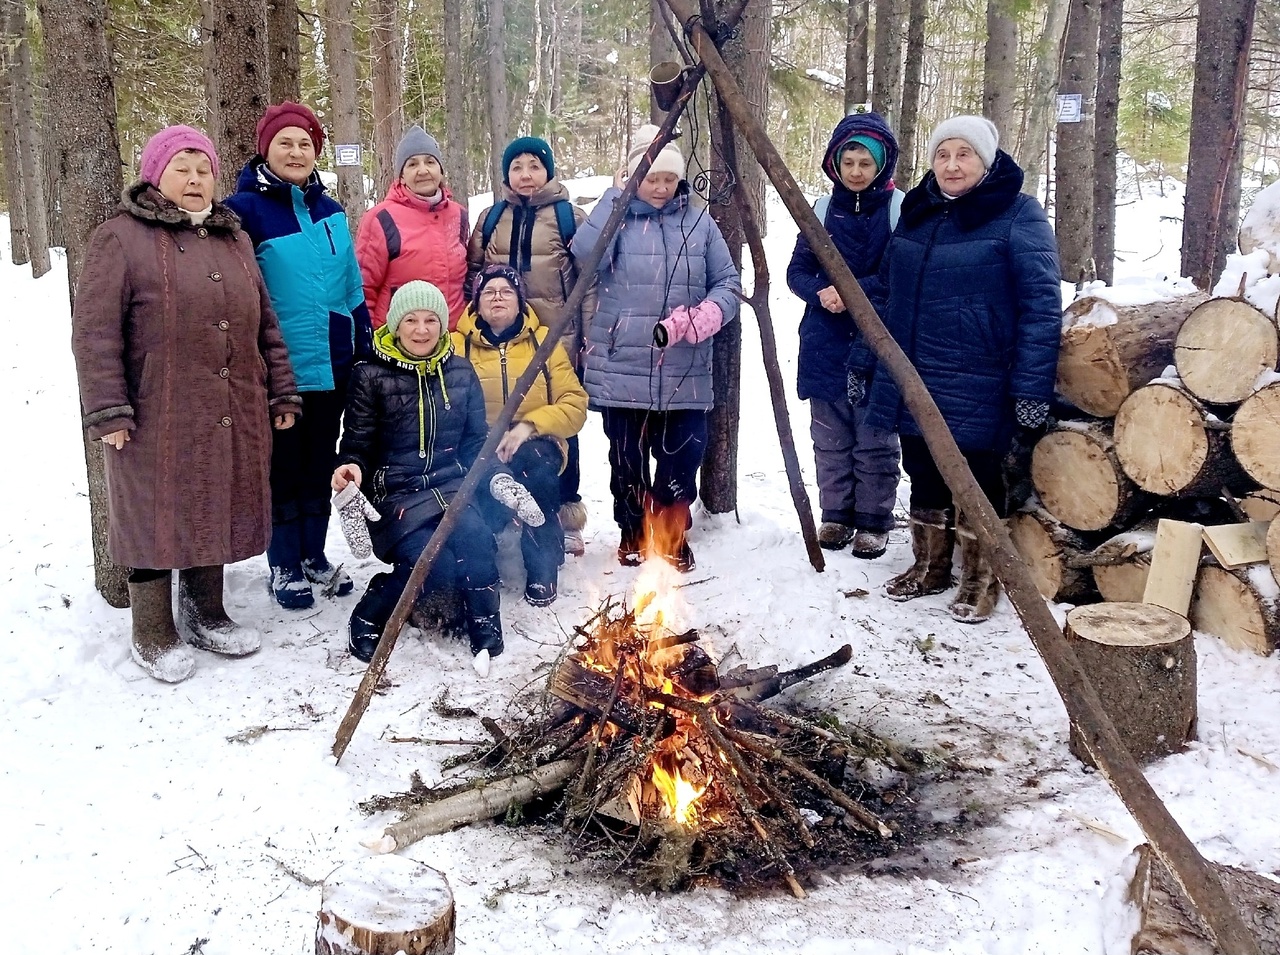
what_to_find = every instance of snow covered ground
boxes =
[3,183,1279,954]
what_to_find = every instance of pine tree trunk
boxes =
[485,0,509,198]
[37,0,128,608]
[1021,0,1070,192]
[443,0,470,201]
[209,0,270,198]
[0,69,30,266]
[368,0,404,197]
[325,0,367,233]
[982,0,1019,145]
[870,0,903,127]
[5,0,50,277]
[844,0,868,111]
[896,0,926,184]
[266,0,301,104]
[1054,0,1100,282]
[1181,0,1258,290]
[1092,0,1122,285]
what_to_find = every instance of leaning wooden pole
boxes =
[332,69,707,762]
[662,0,1259,950]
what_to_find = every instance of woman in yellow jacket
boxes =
[453,265,588,606]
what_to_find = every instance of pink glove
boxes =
[656,305,692,347]
[684,300,724,343]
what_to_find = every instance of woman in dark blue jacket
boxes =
[848,115,1061,622]
[787,111,902,560]
[224,102,373,610]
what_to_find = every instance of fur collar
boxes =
[121,181,241,232]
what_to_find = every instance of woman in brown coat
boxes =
[72,125,302,683]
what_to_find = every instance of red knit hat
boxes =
[255,102,325,157]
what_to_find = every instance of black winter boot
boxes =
[300,514,353,596]
[348,572,398,663]
[463,585,504,657]
[178,566,261,656]
[267,519,314,610]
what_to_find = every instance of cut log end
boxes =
[1007,511,1100,602]
[1031,423,1136,531]
[1192,564,1280,656]
[1231,383,1280,490]
[316,855,455,955]
[1116,382,1245,497]
[1175,298,1278,405]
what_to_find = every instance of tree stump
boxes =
[1114,381,1251,496]
[1192,563,1280,656]
[1056,292,1210,417]
[1174,298,1278,405]
[1007,509,1100,602]
[1231,382,1280,490]
[1064,602,1197,766]
[1030,421,1144,531]
[315,855,455,955]
[1087,522,1157,603]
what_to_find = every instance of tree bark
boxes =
[442,0,470,202]
[982,0,1019,145]
[325,0,367,233]
[209,0,270,198]
[266,0,300,103]
[485,0,509,198]
[1181,0,1258,290]
[4,0,50,277]
[1092,0,1122,284]
[0,56,29,265]
[844,0,868,111]
[368,0,404,197]
[870,0,903,128]
[1021,0,1070,193]
[1055,0,1100,282]
[895,0,926,184]
[38,0,129,608]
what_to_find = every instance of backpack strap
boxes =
[813,195,830,225]
[480,200,508,249]
[376,209,401,261]
[553,199,577,250]
[889,188,904,231]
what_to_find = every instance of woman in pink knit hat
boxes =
[71,125,302,683]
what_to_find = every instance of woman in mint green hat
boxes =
[332,281,541,669]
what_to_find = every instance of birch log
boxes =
[1057,292,1209,417]
[1174,298,1278,405]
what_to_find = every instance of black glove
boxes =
[1004,400,1051,511]
[847,370,868,406]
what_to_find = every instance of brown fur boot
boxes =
[949,516,1001,623]
[129,575,195,683]
[885,509,955,601]
[560,500,587,557]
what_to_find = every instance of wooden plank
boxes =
[1202,522,1271,569]
[1142,519,1204,617]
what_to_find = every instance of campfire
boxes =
[364,521,944,895]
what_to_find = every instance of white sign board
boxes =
[1056,93,1083,123]
[334,143,363,166]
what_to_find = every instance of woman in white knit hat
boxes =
[572,125,742,572]
[846,115,1062,623]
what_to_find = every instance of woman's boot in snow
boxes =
[129,573,196,683]
[884,509,954,601]
[949,515,1001,623]
[464,585,504,657]
[178,566,261,656]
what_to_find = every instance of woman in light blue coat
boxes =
[572,124,741,572]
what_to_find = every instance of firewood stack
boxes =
[1013,284,1280,657]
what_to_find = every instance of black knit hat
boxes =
[471,264,527,314]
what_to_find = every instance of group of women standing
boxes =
[72,103,740,681]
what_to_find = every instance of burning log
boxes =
[315,855,455,955]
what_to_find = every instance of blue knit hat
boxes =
[841,134,886,173]
[501,136,554,184]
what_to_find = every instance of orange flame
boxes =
[650,757,710,826]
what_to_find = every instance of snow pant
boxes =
[559,435,581,505]
[352,503,498,631]
[809,396,901,532]
[900,436,1008,520]
[477,437,565,587]
[601,407,707,539]
[268,389,344,568]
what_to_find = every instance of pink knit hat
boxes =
[140,125,220,186]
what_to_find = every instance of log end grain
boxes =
[316,855,455,955]
[1175,298,1279,405]
[1115,384,1211,495]
[1190,564,1280,656]
[1007,511,1099,602]
[1232,383,1280,490]
[1031,426,1127,531]
[1093,556,1152,604]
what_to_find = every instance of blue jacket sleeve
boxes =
[1006,198,1063,404]
[786,230,831,307]
[571,187,624,273]
[338,364,377,473]
[847,240,895,376]
[699,219,742,325]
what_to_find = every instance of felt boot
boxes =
[129,575,196,683]
[884,509,954,601]
[178,566,261,656]
[949,516,1001,623]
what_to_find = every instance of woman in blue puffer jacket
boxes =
[573,125,741,573]
[847,115,1061,623]
[787,111,903,561]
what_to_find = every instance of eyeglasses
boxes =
[481,287,516,300]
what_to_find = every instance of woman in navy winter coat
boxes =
[787,111,903,560]
[224,102,374,611]
[847,115,1061,623]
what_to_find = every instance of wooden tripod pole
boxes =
[664,0,1259,950]
[331,71,706,762]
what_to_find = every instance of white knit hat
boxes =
[386,281,448,336]
[926,115,999,169]
[627,124,685,179]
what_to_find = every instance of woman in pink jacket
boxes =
[357,126,470,330]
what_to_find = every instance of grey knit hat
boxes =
[386,281,449,336]
[394,125,444,179]
[926,115,999,170]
